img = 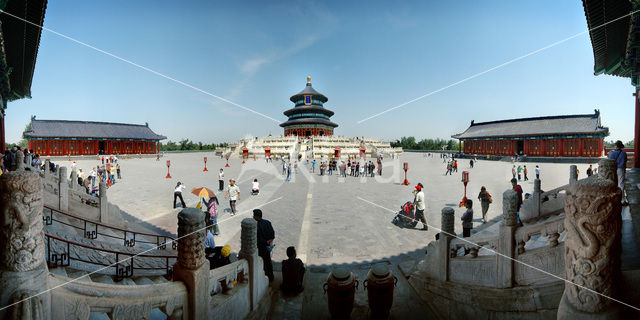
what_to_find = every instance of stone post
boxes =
[69,169,77,190]
[438,207,455,282]
[43,159,50,179]
[557,174,622,319]
[497,189,517,288]
[597,158,618,185]
[99,181,108,224]
[58,166,68,212]
[172,208,209,320]
[569,165,578,186]
[0,151,51,320]
[239,218,266,311]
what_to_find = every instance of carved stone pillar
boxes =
[172,208,209,320]
[43,159,50,180]
[99,181,108,224]
[597,158,618,185]
[239,218,267,311]
[497,189,517,288]
[569,165,578,186]
[57,166,68,212]
[625,169,640,247]
[440,207,454,238]
[0,151,50,319]
[558,174,622,319]
[69,169,76,189]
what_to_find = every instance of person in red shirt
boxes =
[511,178,523,224]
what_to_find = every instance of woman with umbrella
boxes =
[192,187,220,235]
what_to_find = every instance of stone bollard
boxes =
[0,151,51,319]
[99,181,108,224]
[497,189,518,288]
[557,174,622,319]
[438,207,455,282]
[43,159,51,179]
[58,166,68,212]
[440,207,455,238]
[239,218,266,311]
[69,169,77,190]
[597,158,618,185]
[569,165,578,186]
[172,208,209,320]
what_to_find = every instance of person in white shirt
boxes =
[252,179,260,195]
[535,165,540,180]
[89,168,97,188]
[218,169,225,191]
[225,179,240,215]
[173,182,186,208]
[413,183,428,230]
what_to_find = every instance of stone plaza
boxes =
[56,152,585,267]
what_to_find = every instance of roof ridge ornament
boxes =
[307,76,311,85]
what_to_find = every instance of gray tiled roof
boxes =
[452,111,608,139]
[24,119,166,140]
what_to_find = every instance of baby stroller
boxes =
[392,201,418,228]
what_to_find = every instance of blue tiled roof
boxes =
[24,119,166,140]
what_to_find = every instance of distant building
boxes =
[452,110,608,157]
[23,116,166,156]
[280,76,338,137]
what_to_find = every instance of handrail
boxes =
[43,205,177,250]
[45,232,176,280]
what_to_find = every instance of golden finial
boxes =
[307,76,311,84]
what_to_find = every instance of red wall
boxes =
[27,140,159,156]
[463,138,603,157]
[284,128,334,136]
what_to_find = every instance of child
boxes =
[252,179,260,195]
[461,199,473,238]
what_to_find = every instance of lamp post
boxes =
[225,155,230,167]
[460,171,469,207]
[401,162,410,185]
[203,157,208,172]
[166,160,172,179]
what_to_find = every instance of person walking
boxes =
[461,199,473,237]
[218,169,225,191]
[225,179,241,215]
[512,165,516,180]
[254,209,275,282]
[286,162,292,182]
[523,165,528,181]
[470,159,474,168]
[608,140,628,205]
[535,165,540,180]
[477,186,492,223]
[311,160,316,173]
[517,165,522,181]
[173,182,186,208]
[586,165,593,177]
[89,167,96,188]
[116,163,121,179]
[413,184,428,230]
[453,160,458,172]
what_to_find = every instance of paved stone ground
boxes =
[56,152,585,266]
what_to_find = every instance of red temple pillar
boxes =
[578,139,583,157]
[635,87,640,168]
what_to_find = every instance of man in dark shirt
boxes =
[254,209,275,282]
[608,140,628,205]
[281,246,305,294]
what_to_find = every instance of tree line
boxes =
[390,136,460,150]
[604,140,634,148]
[159,139,228,151]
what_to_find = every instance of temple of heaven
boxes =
[280,76,338,137]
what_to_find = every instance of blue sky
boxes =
[4,0,634,144]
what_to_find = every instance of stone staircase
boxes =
[50,266,172,320]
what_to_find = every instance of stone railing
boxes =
[408,159,623,319]
[0,155,270,320]
[49,273,187,319]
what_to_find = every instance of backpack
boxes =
[208,198,219,217]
